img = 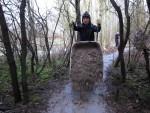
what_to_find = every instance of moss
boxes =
[30,94,42,103]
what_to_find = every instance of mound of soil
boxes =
[70,42,103,90]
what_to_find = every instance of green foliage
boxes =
[30,94,42,103]
[0,59,11,92]
[38,66,53,80]
[0,56,66,93]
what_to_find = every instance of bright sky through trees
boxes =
[36,0,55,12]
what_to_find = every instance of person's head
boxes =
[82,11,91,25]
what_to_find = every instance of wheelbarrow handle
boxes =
[96,32,99,42]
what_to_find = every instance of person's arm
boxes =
[92,24,101,32]
[73,22,82,32]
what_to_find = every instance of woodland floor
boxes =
[106,50,150,113]
[0,48,150,113]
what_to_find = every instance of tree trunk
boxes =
[124,0,131,66]
[34,34,39,65]
[146,0,150,14]
[45,30,51,64]
[0,3,22,103]
[26,40,35,74]
[124,0,131,46]
[20,0,29,104]
[75,0,81,41]
[110,0,127,82]
[143,49,150,80]
[27,0,38,68]
[128,39,131,66]
[114,0,131,68]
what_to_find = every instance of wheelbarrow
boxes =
[70,41,103,92]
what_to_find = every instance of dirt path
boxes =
[44,53,118,113]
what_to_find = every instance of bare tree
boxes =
[34,0,51,64]
[20,0,29,103]
[75,0,81,41]
[0,2,22,103]
[27,0,38,73]
[110,0,127,82]
[146,0,150,13]
[145,1,150,78]
[124,0,131,65]
[63,3,75,66]
[143,48,150,80]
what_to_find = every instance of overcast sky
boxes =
[35,0,55,13]
[34,0,63,34]
[36,0,54,7]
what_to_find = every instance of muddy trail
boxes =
[44,52,118,113]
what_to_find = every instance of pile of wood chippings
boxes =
[70,42,103,91]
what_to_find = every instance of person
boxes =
[115,32,120,47]
[73,11,101,41]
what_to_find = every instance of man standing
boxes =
[73,11,101,41]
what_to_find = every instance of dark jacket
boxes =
[73,23,101,41]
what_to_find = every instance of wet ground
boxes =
[45,52,118,113]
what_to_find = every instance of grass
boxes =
[0,56,65,93]
[30,93,42,103]
[0,59,11,92]
[0,55,68,110]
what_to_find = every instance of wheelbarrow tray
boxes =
[70,41,103,90]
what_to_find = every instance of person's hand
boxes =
[96,19,101,26]
[69,21,75,28]
[97,23,101,27]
